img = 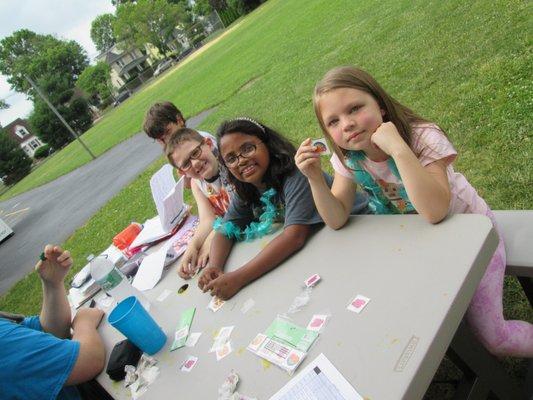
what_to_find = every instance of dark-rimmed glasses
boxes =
[223,142,263,168]
[176,142,203,171]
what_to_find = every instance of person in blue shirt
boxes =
[0,245,106,400]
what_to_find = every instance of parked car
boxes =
[0,217,13,244]
[175,47,193,62]
[153,59,174,77]
[113,91,131,107]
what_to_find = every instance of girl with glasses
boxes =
[197,118,368,299]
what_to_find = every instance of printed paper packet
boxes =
[170,307,196,351]
[247,317,318,374]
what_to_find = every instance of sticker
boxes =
[180,356,198,372]
[174,326,189,341]
[185,332,202,347]
[170,307,196,351]
[347,294,370,314]
[156,289,172,302]
[247,333,267,353]
[304,274,321,288]
[216,341,233,361]
[207,296,226,312]
[209,326,234,353]
[255,337,306,373]
[311,138,330,155]
[306,314,328,332]
[241,298,255,314]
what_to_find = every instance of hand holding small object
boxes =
[35,244,72,286]
[204,270,244,300]
[295,138,323,181]
[178,245,199,279]
[198,266,223,291]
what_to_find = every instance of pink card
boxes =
[180,356,198,372]
[216,341,233,361]
[306,314,328,332]
[347,294,370,314]
[304,274,321,288]
[207,296,225,312]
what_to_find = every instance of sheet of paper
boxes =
[150,164,186,232]
[150,164,176,215]
[209,326,234,352]
[130,216,169,248]
[185,332,202,347]
[132,241,172,291]
[156,289,172,302]
[269,353,363,400]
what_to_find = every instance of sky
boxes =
[0,0,115,126]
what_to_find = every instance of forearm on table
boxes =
[308,174,354,230]
[190,217,215,250]
[40,281,71,339]
[235,224,311,286]
[392,149,450,223]
[67,323,105,385]
[209,232,234,270]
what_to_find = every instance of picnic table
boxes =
[95,214,504,399]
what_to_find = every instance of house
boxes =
[3,118,45,158]
[95,43,156,93]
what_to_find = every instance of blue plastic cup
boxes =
[108,296,166,355]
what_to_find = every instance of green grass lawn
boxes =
[1,0,531,396]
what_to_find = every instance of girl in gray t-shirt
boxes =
[197,118,367,300]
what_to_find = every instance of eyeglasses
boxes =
[176,143,203,171]
[223,142,262,168]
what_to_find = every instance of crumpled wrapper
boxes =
[218,370,257,400]
[124,354,160,399]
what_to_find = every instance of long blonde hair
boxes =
[313,66,428,161]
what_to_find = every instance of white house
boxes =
[3,118,45,158]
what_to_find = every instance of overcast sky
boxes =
[0,0,115,126]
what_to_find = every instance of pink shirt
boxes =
[330,124,489,215]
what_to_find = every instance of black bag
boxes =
[105,339,142,381]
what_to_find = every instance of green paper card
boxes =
[170,307,195,351]
[265,317,318,352]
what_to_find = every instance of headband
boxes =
[232,117,266,133]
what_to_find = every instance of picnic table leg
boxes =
[447,321,524,400]
[517,276,533,307]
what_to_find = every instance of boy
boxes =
[143,101,216,187]
[0,245,106,399]
[165,127,232,279]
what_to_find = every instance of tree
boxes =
[0,99,7,110]
[0,30,92,149]
[0,29,88,98]
[193,0,213,17]
[77,62,112,101]
[91,14,117,53]
[29,96,92,150]
[114,0,187,57]
[111,0,134,6]
[0,129,32,185]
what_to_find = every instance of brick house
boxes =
[3,118,45,158]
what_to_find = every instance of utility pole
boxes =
[25,75,96,160]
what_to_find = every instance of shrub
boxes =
[33,144,51,159]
